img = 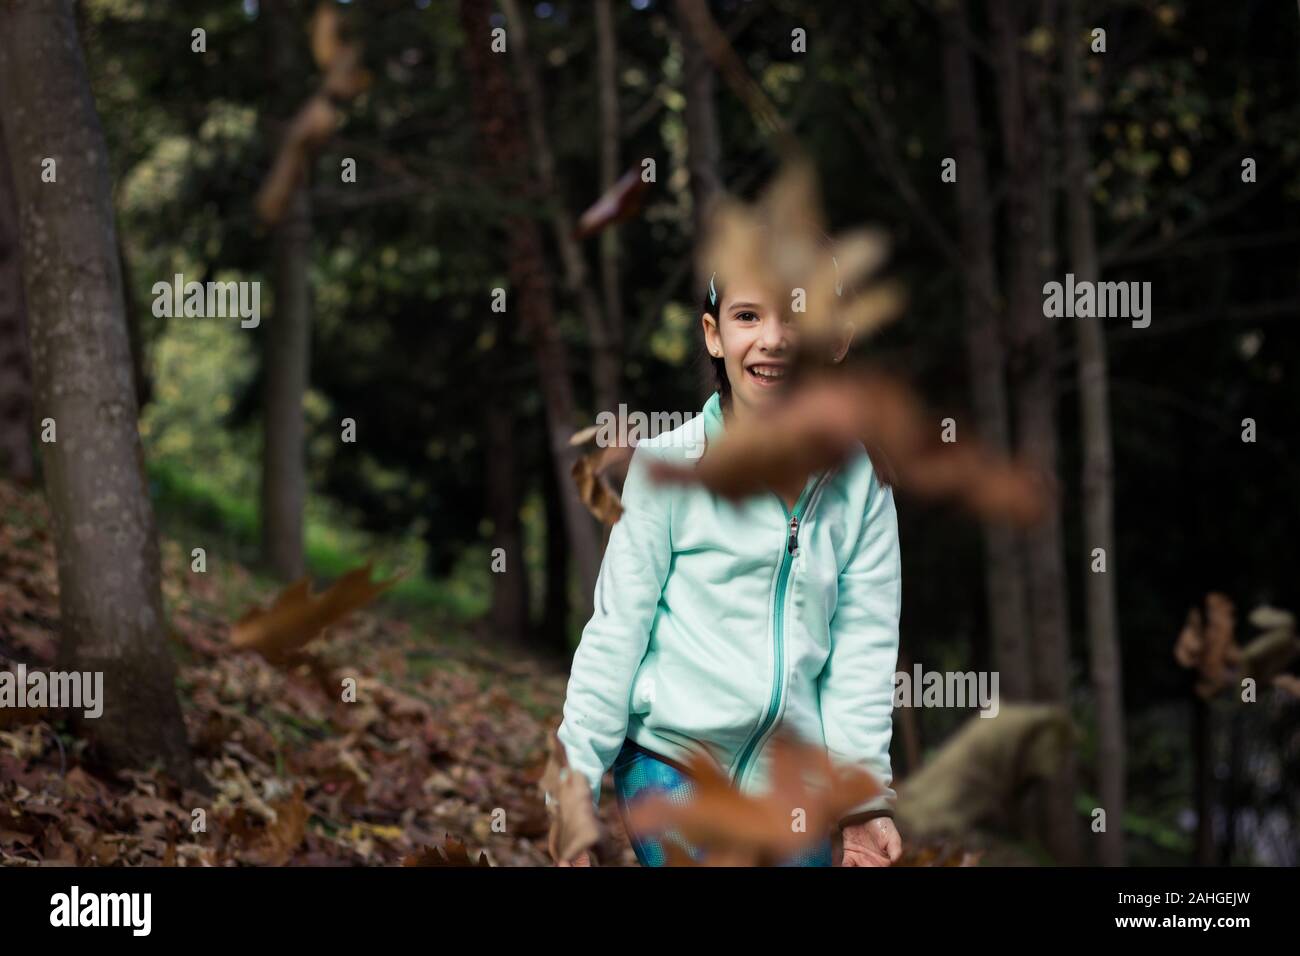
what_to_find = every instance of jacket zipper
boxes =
[731,472,829,791]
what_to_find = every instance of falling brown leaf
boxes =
[573,168,651,240]
[649,371,1049,528]
[667,157,1054,528]
[568,424,601,446]
[309,3,344,71]
[230,563,401,664]
[1173,593,1249,698]
[255,3,371,226]
[539,728,601,865]
[699,157,904,343]
[624,729,882,866]
[570,444,633,526]
[1200,592,1237,695]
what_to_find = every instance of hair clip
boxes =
[708,271,718,306]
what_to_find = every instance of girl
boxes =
[553,256,903,867]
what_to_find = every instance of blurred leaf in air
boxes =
[230,563,401,664]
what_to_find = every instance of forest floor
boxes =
[1,476,1064,867]
[0,477,640,866]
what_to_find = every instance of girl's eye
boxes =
[735,311,758,322]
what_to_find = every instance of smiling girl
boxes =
[553,254,903,867]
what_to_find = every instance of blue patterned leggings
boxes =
[611,738,834,867]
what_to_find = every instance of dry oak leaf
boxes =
[230,563,401,664]
[573,167,651,240]
[309,2,341,69]
[699,157,904,343]
[649,371,1048,527]
[1198,592,1238,696]
[228,786,309,866]
[403,836,491,867]
[539,728,601,865]
[255,3,371,225]
[571,444,632,526]
[625,729,882,866]
[1173,592,1241,699]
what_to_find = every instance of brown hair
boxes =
[701,281,732,405]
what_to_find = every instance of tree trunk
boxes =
[940,0,1032,702]
[1220,706,1243,865]
[989,0,1080,864]
[595,0,625,402]
[1063,0,1126,866]
[260,0,310,581]
[499,0,621,417]
[0,115,33,484]
[541,429,571,650]
[676,0,723,263]
[117,232,153,413]
[485,332,530,641]
[459,0,601,621]
[1192,696,1215,864]
[0,0,193,783]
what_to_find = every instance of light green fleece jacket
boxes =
[555,390,902,829]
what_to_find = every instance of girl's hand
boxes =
[839,817,902,867]
[556,850,593,867]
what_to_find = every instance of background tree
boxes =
[0,0,193,783]
[260,0,314,581]
[0,116,33,484]
[1062,0,1127,866]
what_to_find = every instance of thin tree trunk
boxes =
[0,115,33,483]
[676,0,723,263]
[485,332,530,641]
[459,0,601,620]
[260,0,310,581]
[117,232,153,413]
[989,0,1080,864]
[499,0,620,417]
[0,0,193,783]
[940,0,1032,702]
[894,649,922,779]
[541,429,571,650]
[595,0,625,400]
[1192,695,1215,864]
[1063,0,1126,866]
[1220,706,1243,865]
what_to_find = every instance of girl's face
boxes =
[702,278,796,418]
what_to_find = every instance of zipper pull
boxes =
[787,515,800,555]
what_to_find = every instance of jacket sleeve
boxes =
[551,441,674,811]
[817,464,902,830]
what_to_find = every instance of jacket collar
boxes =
[701,390,725,448]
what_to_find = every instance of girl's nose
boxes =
[758,313,789,351]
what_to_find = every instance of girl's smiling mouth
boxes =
[746,362,789,386]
